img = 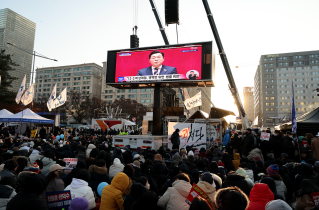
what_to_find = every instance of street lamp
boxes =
[7,43,57,85]
[94,108,101,119]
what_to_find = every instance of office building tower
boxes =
[254,50,319,128]
[0,8,36,90]
[243,87,254,123]
[34,63,103,102]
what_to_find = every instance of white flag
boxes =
[21,83,35,106]
[47,83,57,111]
[184,91,202,110]
[15,75,26,104]
[52,88,67,109]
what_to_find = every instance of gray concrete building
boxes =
[0,8,36,91]
[243,87,254,123]
[254,50,319,128]
[34,63,103,102]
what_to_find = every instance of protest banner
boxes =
[260,132,270,141]
[63,158,78,170]
[168,122,206,150]
[46,190,72,210]
[184,92,202,110]
[312,192,319,206]
[185,183,214,209]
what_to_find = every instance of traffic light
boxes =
[130,35,139,48]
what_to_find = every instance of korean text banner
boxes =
[168,122,206,150]
[45,190,72,210]
[115,46,202,83]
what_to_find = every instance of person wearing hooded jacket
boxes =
[123,183,148,210]
[64,169,96,209]
[158,173,192,210]
[197,173,217,202]
[242,128,255,156]
[0,182,16,210]
[223,130,230,147]
[100,172,132,210]
[223,171,251,197]
[86,144,96,158]
[40,152,56,176]
[88,161,111,194]
[109,158,124,179]
[249,147,264,163]
[29,147,43,164]
[232,153,241,170]
[236,168,254,188]
[246,183,274,210]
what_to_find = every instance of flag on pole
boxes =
[20,83,35,106]
[47,83,57,111]
[251,116,258,126]
[52,88,67,109]
[291,80,297,139]
[15,74,26,104]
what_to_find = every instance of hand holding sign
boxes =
[63,158,78,170]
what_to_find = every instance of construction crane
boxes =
[202,0,249,129]
[148,0,250,129]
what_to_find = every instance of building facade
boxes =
[34,63,103,102]
[0,8,36,90]
[243,87,254,123]
[254,50,319,128]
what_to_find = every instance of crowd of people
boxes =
[0,125,317,210]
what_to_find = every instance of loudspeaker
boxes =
[165,0,179,25]
[130,35,139,48]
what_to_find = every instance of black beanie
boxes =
[76,169,90,182]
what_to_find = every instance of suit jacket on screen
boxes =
[136,65,177,76]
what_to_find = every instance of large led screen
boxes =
[106,41,214,87]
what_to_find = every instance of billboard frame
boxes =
[105,41,215,89]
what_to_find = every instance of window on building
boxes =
[270,97,274,100]
[146,99,151,103]
[141,99,145,103]
[266,103,270,106]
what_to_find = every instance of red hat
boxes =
[200,152,206,157]
[217,162,224,167]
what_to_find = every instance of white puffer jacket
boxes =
[158,180,192,210]
[0,185,16,210]
[65,178,96,209]
[40,157,56,176]
[109,158,124,179]
[245,169,254,182]
[86,144,96,158]
[274,180,287,200]
[29,150,43,164]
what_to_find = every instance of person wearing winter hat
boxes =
[265,199,292,210]
[198,173,217,202]
[267,164,279,175]
[29,162,40,174]
[46,164,65,192]
[69,197,90,210]
[214,186,249,210]
[236,168,254,188]
[133,160,140,168]
[188,150,194,156]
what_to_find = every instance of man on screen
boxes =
[188,71,199,80]
[136,51,178,76]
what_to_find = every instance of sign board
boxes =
[185,183,214,209]
[312,192,319,206]
[132,117,136,121]
[46,190,72,210]
[64,158,78,170]
[129,138,137,145]
[168,122,206,149]
[260,132,270,141]
[184,92,202,110]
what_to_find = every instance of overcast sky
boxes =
[3,0,319,121]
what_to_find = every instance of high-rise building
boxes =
[0,8,36,90]
[254,50,319,128]
[34,63,103,102]
[243,87,254,123]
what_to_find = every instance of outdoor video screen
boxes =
[106,41,213,86]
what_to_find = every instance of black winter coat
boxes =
[223,172,251,197]
[242,133,255,156]
[88,165,111,194]
[7,192,48,210]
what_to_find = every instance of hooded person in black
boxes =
[124,183,148,210]
[222,171,251,197]
[7,173,48,210]
[294,163,318,193]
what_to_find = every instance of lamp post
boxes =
[7,43,57,85]
[94,108,101,119]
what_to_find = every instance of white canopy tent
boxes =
[0,108,54,124]
[0,109,13,118]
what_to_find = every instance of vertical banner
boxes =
[291,80,297,139]
[185,183,214,209]
[168,122,206,149]
[52,88,67,110]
